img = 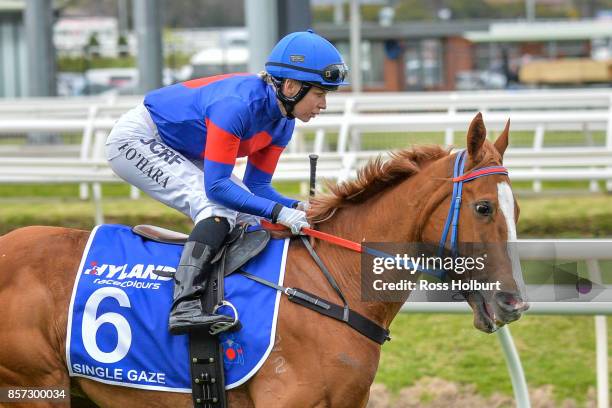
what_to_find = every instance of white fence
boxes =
[1,89,612,222]
[1,88,610,117]
[402,239,612,408]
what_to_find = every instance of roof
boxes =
[0,0,24,12]
[316,20,491,41]
[465,20,612,42]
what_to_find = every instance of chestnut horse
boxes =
[0,113,528,407]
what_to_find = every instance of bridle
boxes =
[438,149,508,258]
[265,149,508,276]
[254,149,509,344]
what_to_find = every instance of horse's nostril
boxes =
[496,292,529,313]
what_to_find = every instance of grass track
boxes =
[1,181,611,403]
[378,313,610,404]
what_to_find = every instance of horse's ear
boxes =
[467,112,486,159]
[494,119,510,157]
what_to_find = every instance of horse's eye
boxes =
[475,202,492,216]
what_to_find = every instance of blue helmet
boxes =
[266,29,349,90]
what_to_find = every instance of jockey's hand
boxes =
[277,207,309,235]
[295,201,310,212]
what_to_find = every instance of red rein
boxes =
[260,220,363,253]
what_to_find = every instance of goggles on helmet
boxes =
[265,62,349,84]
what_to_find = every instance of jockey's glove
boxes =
[276,206,310,235]
[294,201,310,212]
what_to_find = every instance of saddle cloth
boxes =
[66,224,289,392]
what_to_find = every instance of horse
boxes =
[0,113,528,407]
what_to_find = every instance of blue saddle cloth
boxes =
[66,224,288,392]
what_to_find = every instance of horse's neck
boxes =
[314,170,441,330]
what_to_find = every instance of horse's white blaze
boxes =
[497,182,517,241]
[497,182,527,298]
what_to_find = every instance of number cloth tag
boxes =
[66,225,289,392]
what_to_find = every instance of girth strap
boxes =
[299,236,350,321]
[237,234,391,347]
[188,329,226,408]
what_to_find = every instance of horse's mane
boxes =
[309,145,451,222]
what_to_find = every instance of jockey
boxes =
[105,30,349,335]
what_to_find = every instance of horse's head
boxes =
[419,113,529,333]
[309,113,529,333]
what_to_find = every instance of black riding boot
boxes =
[169,218,234,335]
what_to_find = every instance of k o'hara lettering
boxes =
[117,142,182,189]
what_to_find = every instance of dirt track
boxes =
[367,378,597,408]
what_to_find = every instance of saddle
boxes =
[133,224,270,408]
[131,224,390,407]
[133,224,270,277]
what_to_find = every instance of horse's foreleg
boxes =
[75,378,192,408]
[245,294,379,408]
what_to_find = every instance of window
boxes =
[404,39,444,90]
[335,40,385,88]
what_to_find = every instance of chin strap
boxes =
[270,76,311,119]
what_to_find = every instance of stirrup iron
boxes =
[209,300,240,335]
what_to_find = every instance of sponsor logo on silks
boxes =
[82,263,175,281]
[222,336,245,366]
[84,261,101,275]
[138,139,185,166]
[290,54,305,63]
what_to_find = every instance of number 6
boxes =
[82,287,132,363]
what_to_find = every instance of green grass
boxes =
[300,130,606,152]
[0,132,84,145]
[57,53,192,72]
[377,313,609,404]
[0,183,130,198]
[3,184,612,236]
[517,194,612,238]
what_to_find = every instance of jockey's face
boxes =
[282,80,328,122]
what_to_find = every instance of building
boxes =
[316,19,612,91]
[54,17,124,57]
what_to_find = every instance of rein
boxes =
[262,150,508,261]
[252,149,508,345]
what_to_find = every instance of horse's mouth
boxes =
[467,292,498,333]
[466,291,529,333]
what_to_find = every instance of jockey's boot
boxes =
[169,217,234,335]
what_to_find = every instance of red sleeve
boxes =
[247,144,284,175]
[203,119,240,164]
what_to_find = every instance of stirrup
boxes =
[209,300,240,335]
